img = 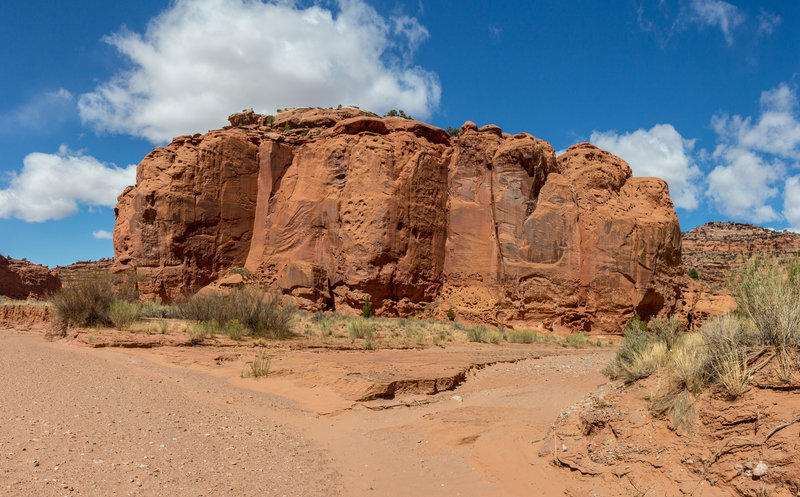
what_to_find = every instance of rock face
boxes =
[683,222,800,289]
[55,258,115,287]
[0,255,61,299]
[113,107,683,334]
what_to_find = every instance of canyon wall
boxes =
[113,108,683,334]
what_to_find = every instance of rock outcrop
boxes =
[683,222,800,288]
[113,107,683,334]
[55,258,115,287]
[0,255,61,299]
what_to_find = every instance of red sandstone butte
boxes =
[113,107,683,334]
[0,255,61,299]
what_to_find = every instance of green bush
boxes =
[361,296,373,318]
[467,325,489,343]
[52,277,115,327]
[687,268,699,280]
[445,126,459,137]
[446,307,456,321]
[108,300,141,330]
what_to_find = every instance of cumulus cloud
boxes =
[0,89,75,133]
[0,145,136,222]
[590,124,702,210]
[712,84,800,158]
[687,0,745,45]
[706,83,800,223]
[706,147,782,222]
[92,230,113,240]
[78,0,440,143]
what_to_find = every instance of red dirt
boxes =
[0,326,614,496]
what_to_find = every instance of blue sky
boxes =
[1,0,799,267]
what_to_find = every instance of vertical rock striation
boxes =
[113,107,683,334]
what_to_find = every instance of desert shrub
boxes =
[140,298,178,319]
[507,328,535,344]
[385,109,412,119]
[311,311,334,336]
[348,318,375,340]
[615,341,669,382]
[225,319,246,341]
[687,268,699,280]
[445,126,459,137]
[178,286,295,339]
[650,315,682,351]
[467,325,489,343]
[565,332,589,348]
[604,316,654,380]
[700,314,751,398]
[186,321,217,344]
[156,320,169,334]
[671,334,708,394]
[242,353,270,378]
[52,276,115,327]
[488,330,502,344]
[447,308,456,321]
[730,256,800,351]
[361,296,373,318]
[650,387,697,435]
[108,300,141,330]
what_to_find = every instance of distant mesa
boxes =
[683,222,800,289]
[0,254,61,300]
[110,106,684,334]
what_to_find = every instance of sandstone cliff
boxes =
[683,222,800,288]
[0,255,61,299]
[55,258,115,287]
[113,107,683,334]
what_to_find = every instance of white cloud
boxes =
[0,145,136,222]
[757,9,782,37]
[712,83,800,159]
[78,0,440,143]
[706,83,800,224]
[590,124,702,210]
[0,89,74,133]
[687,0,744,45]
[706,147,782,222]
[784,176,800,230]
[92,230,113,240]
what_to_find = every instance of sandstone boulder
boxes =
[114,109,683,333]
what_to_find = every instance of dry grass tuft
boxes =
[242,353,270,378]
